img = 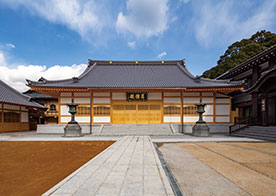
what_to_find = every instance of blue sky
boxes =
[0,0,276,92]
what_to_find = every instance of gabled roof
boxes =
[27,60,242,89]
[0,80,45,108]
[217,45,276,80]
[23,90,55,99]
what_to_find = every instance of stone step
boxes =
[231,133,276,142]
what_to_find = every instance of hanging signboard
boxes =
[126,92,148,102]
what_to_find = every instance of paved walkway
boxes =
[42,136,174,196]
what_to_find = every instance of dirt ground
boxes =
[0,141,114,196]
[158,142,276,196]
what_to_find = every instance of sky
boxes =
[0,0,276,92]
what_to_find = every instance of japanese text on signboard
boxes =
[126,92,148,101]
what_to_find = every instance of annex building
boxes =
[27,60,242,128]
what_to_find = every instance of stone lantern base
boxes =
[64,122,83,137]
[192,123,210,137]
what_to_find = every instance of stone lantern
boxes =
[192,99,210,137]
[64,100,83,137]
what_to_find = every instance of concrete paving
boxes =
[42,136,174,196]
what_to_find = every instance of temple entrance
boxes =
[112,101,162,124]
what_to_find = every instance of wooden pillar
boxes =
[251,92,259,125]
[252,65,260,84]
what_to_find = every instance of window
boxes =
[164,105,180,115]
[183,105,197,115]
[93,106,110,115]
[77,106,91,115]
[50,104,56,111]
[4,111,20,122]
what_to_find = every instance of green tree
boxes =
[202,30,276,79]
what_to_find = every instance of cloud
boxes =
[116,0,169,37]
[191,0,276,46]
[0,51,87,92]
[181,0,191,3]
[157,51,167,59]
[127,41,136,48]
[6,43,15,49]
[0,0,107,41]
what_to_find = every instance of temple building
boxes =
[27,60,242,133]
[217,45,276,126]
[0,80,44,133]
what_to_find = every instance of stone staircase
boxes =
[231,126,276,142]
[100,124,176,136]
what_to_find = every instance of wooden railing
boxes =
[229,117,249,134]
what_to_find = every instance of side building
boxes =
[27,60,242,134]
[0,80,45,133]
[217,45,276,126]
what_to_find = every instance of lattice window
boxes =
[77,106,91,115]
[183,105,197,114]
[164,105,180,115]
[150,105,161,110]
[4,111,20,122]
[93,106,110,115]
[113,105,124,110]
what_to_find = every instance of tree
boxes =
[202,30,276,79]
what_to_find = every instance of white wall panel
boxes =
[21,112,29,122]
[183,97,200,103]
[205,105,213,115]
[202,92,213,96]
[215,105,230,115]
[93,116,110,123]
[164,97,181,103]
[164,92,181,96]
[60,105,70,115]
[60,98,72,103]
[183,92,200,96]
[75,116,90,123]
[94,92,110,97]
[148,93,162,100]
[216,93,228,98]
[60,92,72,97]
[61,117,71,123]
[74,93,90,97]
[183,116,198,122]
[216,99,230,104]
[216,116,230,122]
[93,98,110,104]
[203,116,213,122]
[4,104,20,110]
[112,93,126,100]
[202,97,213,103]
[164,116,181,123]
[75,98,90,103]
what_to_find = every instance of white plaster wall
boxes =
[205,105,213,115]
[60,105,70,115]
[216,93,228,98]
[4,104,20,110]
[202,92,213,96]
[93,116,111,123]
[94,92,110,97]
[164,92,181,96]
[183,97,200,103]
[216,99,230,104]
[203,116,213,122]
[60,98,72,103]
[60,92,72,97]
[148,93,162,100]
[183,92,200,96]
[164,97,181,103]
[216,105,230,115]
[183,116,198,122]
[75,98,90,103]
[21,112,29,122]
[74,93,90,97]
[61,117,71,123]
[164,116,181,123]
[93,98,110,103]
[216,116,230,122]
[202,97,213,103]
[112,93,126,100]
[75,116,90,123]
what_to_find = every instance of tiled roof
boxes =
[0,80,45,108]
[27,60,242,89]
[23,90,55,99]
